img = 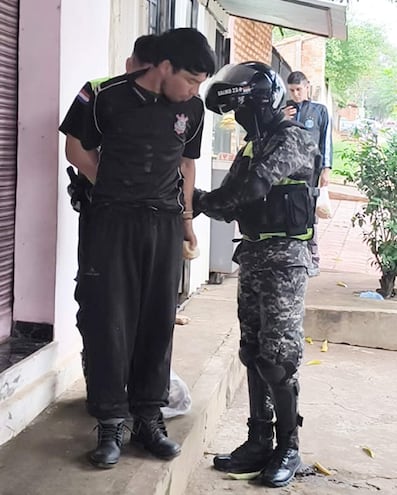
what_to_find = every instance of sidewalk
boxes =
[318,187,376,276]
[0,185,395,495]
[187,343,397,495]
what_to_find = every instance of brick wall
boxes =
[231,17,273,64]
[274,35,327,103]
[339,105,359,121]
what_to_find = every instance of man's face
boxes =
[161,66,207,103]
[288,82,309,103]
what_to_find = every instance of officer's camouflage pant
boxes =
[236,242,308,422]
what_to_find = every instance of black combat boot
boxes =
[253,427,300,487]
[89,420,125,469]
[131,412,181,459]
[213,418,273,476]
[213,368,274,476]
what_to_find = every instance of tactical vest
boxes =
[238,140,320,242]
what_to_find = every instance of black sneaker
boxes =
[131,414,181,460]
[89,421,125,469]
[252,446,301,487]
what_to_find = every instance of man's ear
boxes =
[125,57,133,74]
[158,59,173,75]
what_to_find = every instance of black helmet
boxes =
[205,61,286,137]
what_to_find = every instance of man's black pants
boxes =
[75,202,184,420]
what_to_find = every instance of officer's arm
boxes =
[65,135,99,184]
[194,159,244,222]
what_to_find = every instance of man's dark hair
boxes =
[133,34,157,64]
[155,28,216,76]
[287,71,309,85]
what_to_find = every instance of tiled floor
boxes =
[317,199,378,275]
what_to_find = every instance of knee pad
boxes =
[255,357,298,385]
[239,343,258,368]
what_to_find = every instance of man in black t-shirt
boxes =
[59,28,215,469]
[66,34,158,281]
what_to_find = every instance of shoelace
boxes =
[95,422,125,446]
[133,415,167,441]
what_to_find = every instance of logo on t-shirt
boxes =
[304,117,314,129]
[174,114,189,135]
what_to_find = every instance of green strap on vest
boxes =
[243,228,313,242]
[241,140,313,241]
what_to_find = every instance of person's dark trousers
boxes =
[75,203,184,420]
[77,200,92,281]
[75,200,92,380]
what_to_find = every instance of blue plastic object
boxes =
[359,291,384,300]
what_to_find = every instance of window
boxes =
[147,0,198,33]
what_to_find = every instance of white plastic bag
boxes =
[161,369,192,419]
[316,186,333,219]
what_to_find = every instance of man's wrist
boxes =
[183,209,193,220]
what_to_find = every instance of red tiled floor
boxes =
[317,199,379,275]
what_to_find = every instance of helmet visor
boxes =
[205,64,256,114]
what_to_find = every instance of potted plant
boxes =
[343,129,397,298]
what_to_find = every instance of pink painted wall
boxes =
[13,0,61,324]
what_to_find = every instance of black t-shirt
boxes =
[59,73,205,211]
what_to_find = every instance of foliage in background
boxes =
[331,140,358,182]
[325,22,392,108]
[343,131,397,297]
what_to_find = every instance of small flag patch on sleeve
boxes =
[77,88,90,104]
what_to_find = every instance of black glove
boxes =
[192,187,207,218]
[66,166,92,213]
[193,187,239,223]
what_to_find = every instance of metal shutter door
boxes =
[0,0,18,340]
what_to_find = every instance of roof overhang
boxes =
[204,0,348,40]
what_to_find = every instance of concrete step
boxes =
[305,271,397,350]
[0,278,244,495]
[328,182,367,202]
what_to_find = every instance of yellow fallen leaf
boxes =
[337,281,348,288]
[314,461,331,476]
[362,446,375,458]
[321,340,328,352]
[227,470,261,480]
[306,359,322,365]
[305,336,313,344]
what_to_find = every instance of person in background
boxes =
[194,62,321,488]
[60,28,215,469]
[284,70,332,277]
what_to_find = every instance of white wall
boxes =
[55,0,111,357]
[109,0,147,76]
[187,6,218,295]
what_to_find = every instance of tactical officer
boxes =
[59,28,215,469]
[194,62,321,488]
